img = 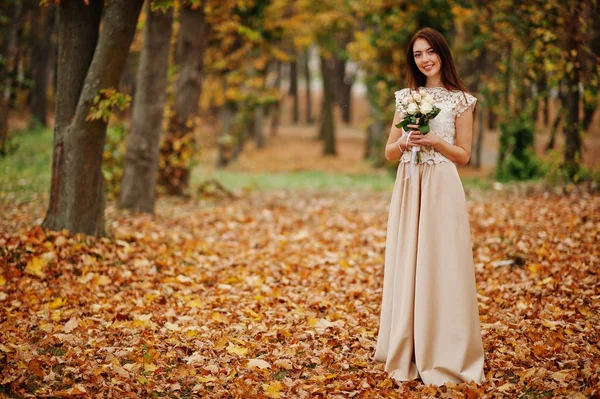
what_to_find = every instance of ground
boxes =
[1,184,598,398]
[1,95,599,397]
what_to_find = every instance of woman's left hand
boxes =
[407,130,441,148]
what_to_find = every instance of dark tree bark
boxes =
[546,105,564,152]
[217,102,237,168]
[319,55,336,155]
[0,0,24,153]
[27,4,57,128]
[334,57,352,124]
[254,106,265,149]
[270,60,282,137]
[487,108,497,130]
[303,50,313,124]
[289,60,299,123]
[364,100,385,163]
[119,2,173,214]
[159,3,207,195]
[474,105,484,169]
[563,12,583,178]
[42,0,144,236]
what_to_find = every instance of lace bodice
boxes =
[394,87,476,164]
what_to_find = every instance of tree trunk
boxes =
[0,0,24,154]
[319,55,336,155]
[334,57,352,124]
[254,106,265,149]
[27,4,57,128]
[364,100,385,164]
[159,3,207,195]
[119,2,173,214]
[546,105,563,152]
[289,60,299,123]
[563,14,583,178]
[217,102,237,168]
[504,43,512,117]
[270,60,281,137]
[487,108,497,130]
[474,105,484,169]
[42,0,143,237]
[304,50,313,124]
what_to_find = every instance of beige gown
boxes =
[374,87,486,386]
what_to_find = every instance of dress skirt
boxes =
[374,160,486,386]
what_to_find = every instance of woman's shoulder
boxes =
[451,91,477,117]
[394,88,411,99]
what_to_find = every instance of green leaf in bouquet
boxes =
[419,124,430,134]
[395,119,410,129]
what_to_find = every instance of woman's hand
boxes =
[404,124,441,149]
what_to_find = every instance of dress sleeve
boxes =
[455,92,477,118]
[394,88,409,113]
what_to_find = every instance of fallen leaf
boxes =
[25,256,47,278]
[247,358,270,369]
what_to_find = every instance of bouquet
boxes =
[395,89,441,165]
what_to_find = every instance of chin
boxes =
[420,67,440,77]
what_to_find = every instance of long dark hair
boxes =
[405,27,470,93]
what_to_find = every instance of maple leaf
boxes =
[25,256,47,277]
[262,381,285,398]
[63,317,78,333]
[247,358,270,369]
[226,343,248,356]
[48,297,67,309]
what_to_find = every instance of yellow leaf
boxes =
[25,257,47,278]
[0,275,5,286]
[214,336,229,350]
[212,312,224,323]
[226,343,248,356]
[186,299,203,308]
[51,311,61,322]
[262,381,284,398]
[48,297,67,309]
[144,363,158,372]
[378,378,393,388]
[527,263,539,275]
[197,376,216,383]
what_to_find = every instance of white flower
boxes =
[419,101,433,114]
[418,88,427,97]
[423,92,433,102]
[401,96,409,106]
[407,102,419,115]
[412,93,422,102]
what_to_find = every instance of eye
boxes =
[427,49,435,54]
[414,53,421,58]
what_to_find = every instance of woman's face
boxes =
[413,38,442,79]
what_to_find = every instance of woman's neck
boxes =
[425,75,443,88]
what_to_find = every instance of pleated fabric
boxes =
[374,161,486,386]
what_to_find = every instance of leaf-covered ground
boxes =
[0,189,599,398]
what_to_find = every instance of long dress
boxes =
[374,86,486,386]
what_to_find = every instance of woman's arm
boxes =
[407,106,474,166]
[384,110,409,161]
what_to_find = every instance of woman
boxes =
[373,27,486,386]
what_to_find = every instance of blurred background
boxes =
[1,0,599,204]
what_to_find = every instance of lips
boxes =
[423,64,434,71]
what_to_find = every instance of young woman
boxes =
[373,27,486,386]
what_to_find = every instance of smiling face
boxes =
[413,38,442,80]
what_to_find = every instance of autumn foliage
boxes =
[1,189,598,397]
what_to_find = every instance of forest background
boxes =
[0,0,599,398]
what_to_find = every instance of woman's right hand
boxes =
[399,131,419,149]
